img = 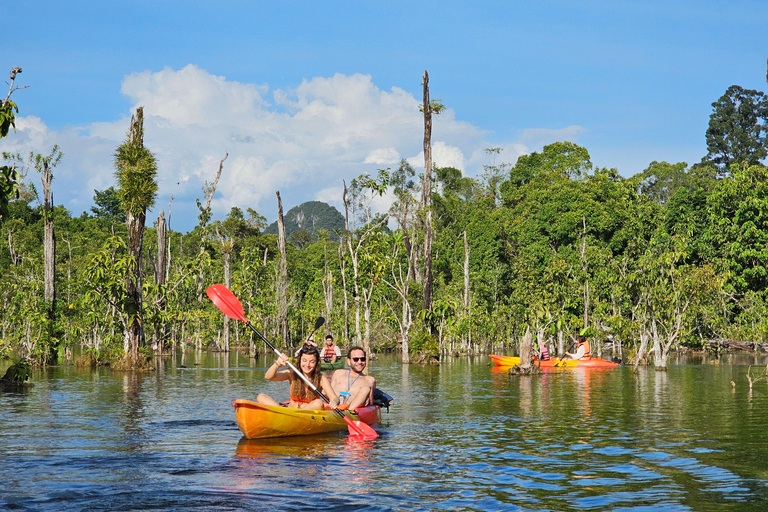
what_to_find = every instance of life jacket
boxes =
[322,344,337,362]
[579,340,591,360]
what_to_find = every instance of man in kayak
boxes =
[257,344,340,410]
[330,346,376,411]
[565,335,591,361]
[321,334,341,363]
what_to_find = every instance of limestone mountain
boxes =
[263,201,345,242]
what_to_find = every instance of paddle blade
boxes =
[206,284,248,323]
[314,316,325,330]
[343,416,379,439]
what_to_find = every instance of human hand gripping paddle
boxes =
[206,284,378,439]
[554,339,576,367]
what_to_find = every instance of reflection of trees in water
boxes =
[120,373,146,452]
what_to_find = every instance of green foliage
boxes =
[1,355,31,383]
[114,108,158,216]
[0,100,18,138]
[705,85,768,175]
[706,164,768,295]
[409,327,438,355]
[91,186,126,222]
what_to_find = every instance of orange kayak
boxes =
[489,354,619,368]
[232,399,381,439]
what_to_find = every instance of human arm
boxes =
[321,375,340,407]
[566,345,586,360]
[346,376,375,410]
[264,353,291,381]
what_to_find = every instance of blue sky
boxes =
[3,0,767,233]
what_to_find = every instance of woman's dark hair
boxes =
[291,344,321,401]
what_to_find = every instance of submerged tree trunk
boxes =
[154,210,167,354]
[125,209,147,363]
[115,107,158,367]
[222,239,232,352]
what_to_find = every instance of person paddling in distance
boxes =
[321,334,341,363]
[564,334,591,361]
[257,344,340,410]
[330,346,376,411]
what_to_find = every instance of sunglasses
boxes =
[351,356,366,362]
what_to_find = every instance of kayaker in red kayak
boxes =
[330,346,376,411]
[565,335,591,361]
[257,344,340,410]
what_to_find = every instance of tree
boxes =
[0,67,25,222]
[421,70,436,330]
[114,107,158,366]
[705,85,768,175]
[91,186,126,222]
[35,146,63,362]
[706,164,768,296]
[635,161,716,205]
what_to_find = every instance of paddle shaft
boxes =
[243,320,330,405]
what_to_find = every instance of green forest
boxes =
[3,72,768,371]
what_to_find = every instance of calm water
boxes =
[2,350,768,511]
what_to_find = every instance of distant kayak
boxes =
[232,399,381,439]
[320,360,344,371]
[489,354,619,368]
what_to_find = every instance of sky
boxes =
[3,0,767,233]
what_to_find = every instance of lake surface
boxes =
[2,350,768,511]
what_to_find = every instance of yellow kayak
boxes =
[232,399,381,439]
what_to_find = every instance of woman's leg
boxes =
[256,392,279,406]
[298,398,325,410]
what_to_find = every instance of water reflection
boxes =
[4,353,768,510]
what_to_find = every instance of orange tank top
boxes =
[290,392,313,404]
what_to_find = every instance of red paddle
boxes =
[206,284,378,439]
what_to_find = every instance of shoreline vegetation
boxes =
[4,69,768,373]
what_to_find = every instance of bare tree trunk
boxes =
[154,210,167,354]
[126,210,146,364]
[421,70,434,324]
[341,182,351,343]
[39,155,58,362]
[196,153,227,300]
[519,327,533,369]
[275,191,289,346]
[581,216,589,330]
[222,240,232,352]
[463,230,470,347]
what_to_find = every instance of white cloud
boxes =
[3,67,588,231]
[364,147,401,165]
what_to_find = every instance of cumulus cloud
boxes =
[364,147,401,165]
[3,66,583,232]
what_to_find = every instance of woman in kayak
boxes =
[257,344,340,410]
